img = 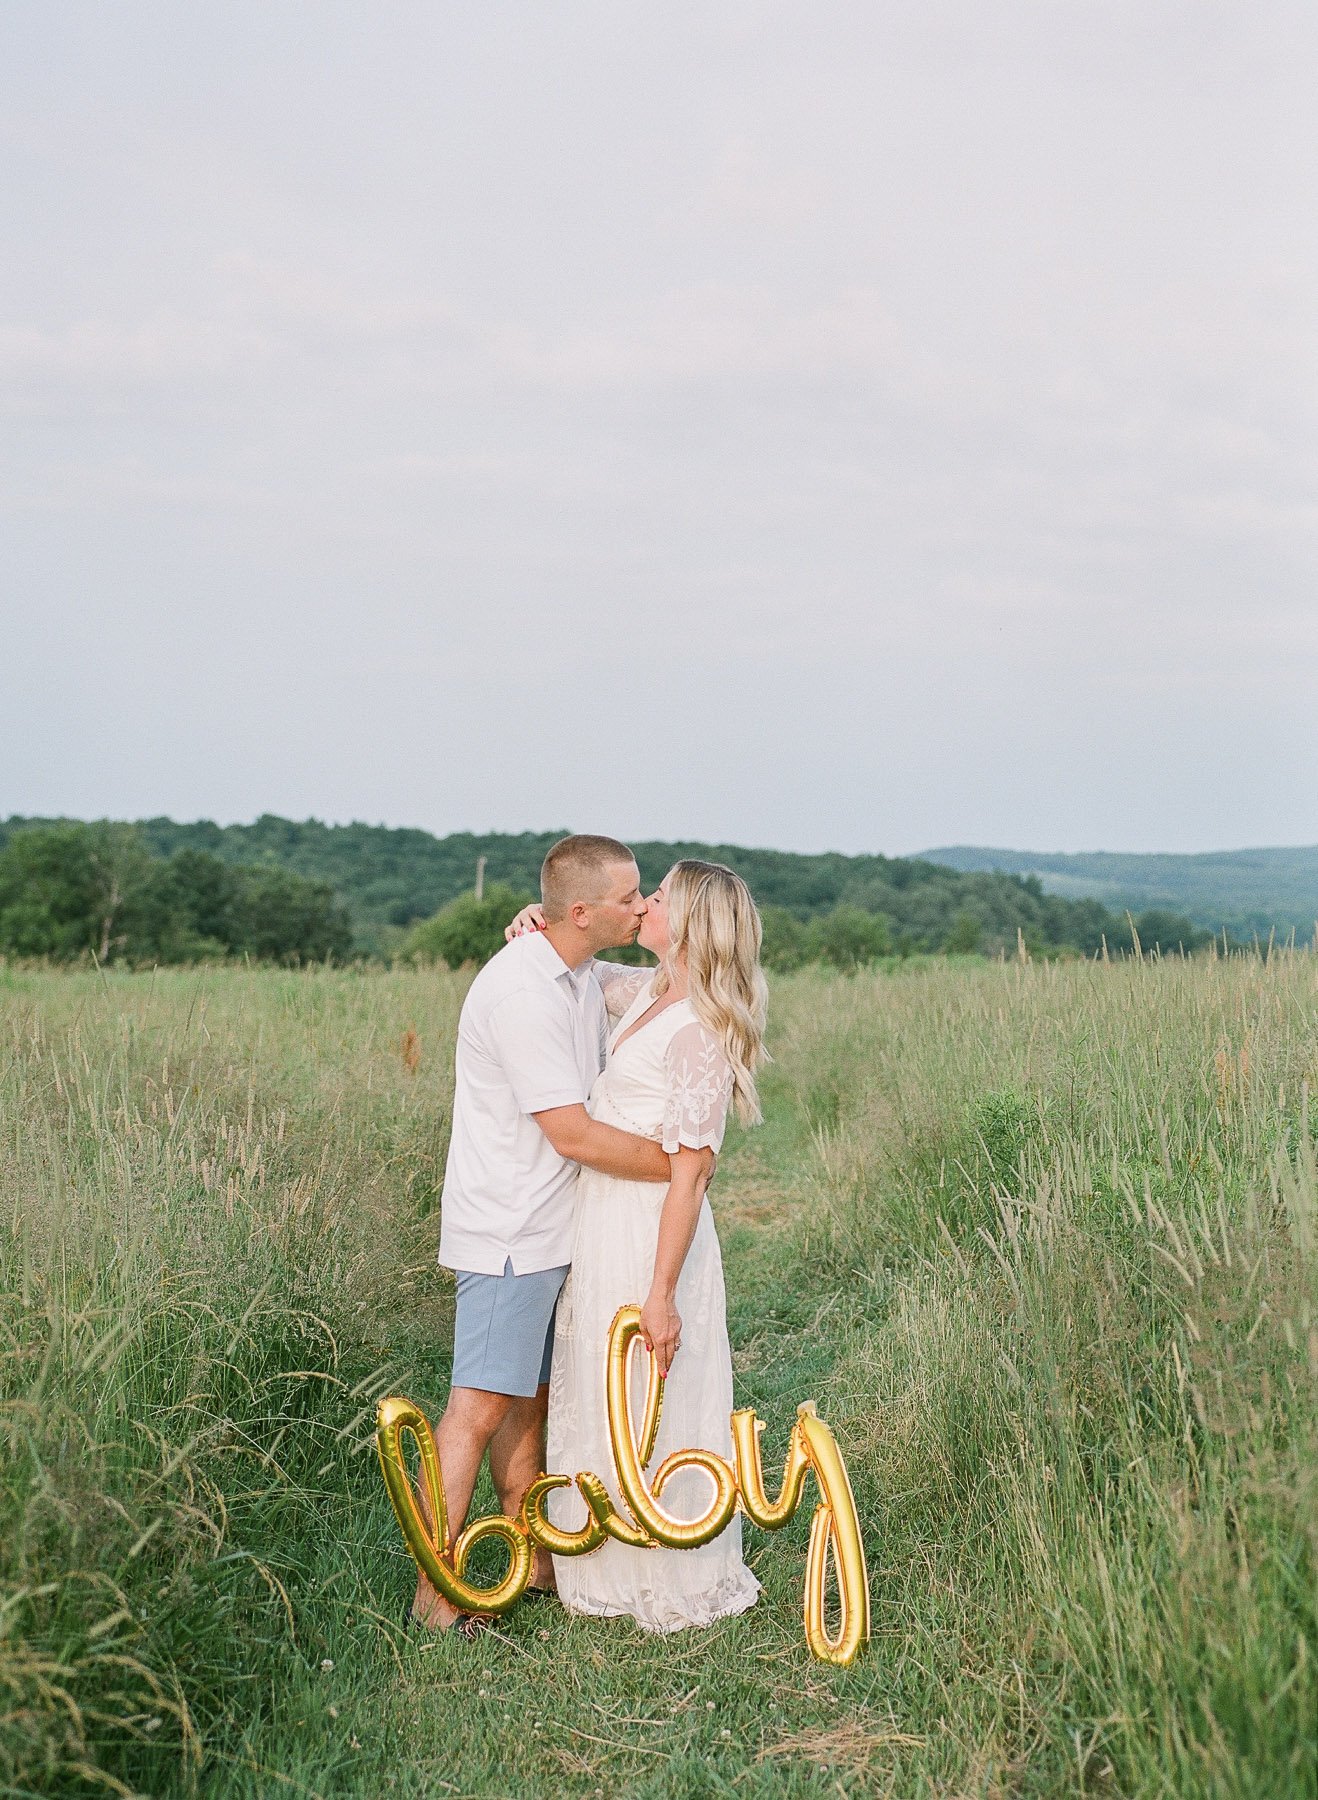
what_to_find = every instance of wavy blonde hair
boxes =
[653,860,768,1127]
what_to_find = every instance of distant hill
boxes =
[922,845,1318,941]
[0,814,1179,959]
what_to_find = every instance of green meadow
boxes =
[2,955,1314,1798]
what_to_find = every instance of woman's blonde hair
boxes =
[653,860,768,1127]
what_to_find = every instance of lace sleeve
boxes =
[662,1019,734,1155]
[592,962,653,1020]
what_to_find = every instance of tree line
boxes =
[0,815,1210,968]
[398,882,1209,972]
[0,823,351,964]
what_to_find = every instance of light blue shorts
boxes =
[451,1258,569,1397]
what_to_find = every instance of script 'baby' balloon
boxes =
[376,1396,531,1613]
[376,1304,870,1664]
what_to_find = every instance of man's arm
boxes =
[532,1104,671,1183]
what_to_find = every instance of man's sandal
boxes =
[402,1606,492,1640]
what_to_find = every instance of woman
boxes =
[507,860,768,1631]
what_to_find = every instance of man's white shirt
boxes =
[438,930,610,1276]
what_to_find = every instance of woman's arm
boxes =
[505,902,547,941]
[594,962,652,1018]
[639,1145,715,1375]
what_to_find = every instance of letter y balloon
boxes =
[376,1305,870,1665]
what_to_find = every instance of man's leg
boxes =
[486,1272,565,1593]
[487,1383,555,1591]
[410,1260,566,1626]
[410,1384,513,1630]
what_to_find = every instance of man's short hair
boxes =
[541,834,636,920]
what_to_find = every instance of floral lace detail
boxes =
[558,1561,759,1635]
[661,1020,733,1155]
[591,962,655,1020]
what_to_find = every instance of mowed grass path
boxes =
[2,957,1315,1798]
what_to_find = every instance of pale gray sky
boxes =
[3,2,1315,855]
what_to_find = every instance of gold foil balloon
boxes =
[604,1306,740,1550]
[376,1304,870,1663]
[376,1396,531,1614]
[796,1408,871,1666]
[730,1406,811,1530]
[517,1474,608,1557]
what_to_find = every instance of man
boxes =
[411,833,673,1634]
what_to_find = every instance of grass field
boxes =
[3,955,1315,1798]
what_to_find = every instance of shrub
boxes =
[809,905,893,970]
[402,883,535,968]
[1131,907,1211,955]
[944,908,982,954]
[759,905,811,972]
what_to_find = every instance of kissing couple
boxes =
[409,834,768,1637]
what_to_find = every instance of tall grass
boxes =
[779,955,1316,1794]
[1,966,462,1797]
[1,954,1314,1797]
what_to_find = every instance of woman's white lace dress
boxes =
[546,969,760,1632]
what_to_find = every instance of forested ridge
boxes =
[0,814,1211,964]
[926,843,1318,939]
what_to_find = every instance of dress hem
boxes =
[556,1574,761,1636]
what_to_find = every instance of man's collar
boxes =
[522,927,589,990]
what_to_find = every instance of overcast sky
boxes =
[2,3,1315,856]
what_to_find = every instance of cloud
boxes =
[0,312,274,386]
[672,134,821,229]
[0,266,959,444]
[482,283,912,386]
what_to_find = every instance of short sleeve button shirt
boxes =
[438,930,610,1275]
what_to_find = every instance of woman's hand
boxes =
[640,1288,682,1378]
[505,902,547,942]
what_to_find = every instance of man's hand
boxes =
[640,1288,682,1378]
